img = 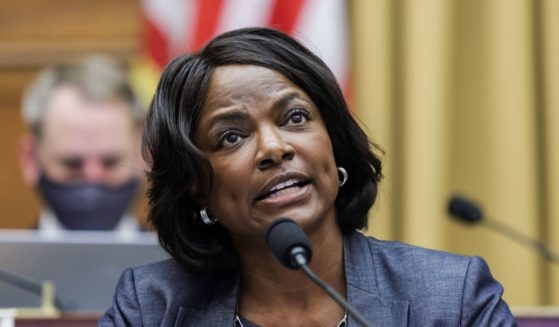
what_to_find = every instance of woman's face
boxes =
[195,65,339,243]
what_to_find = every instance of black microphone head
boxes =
[448,195,484,223]
[266,218,313,270]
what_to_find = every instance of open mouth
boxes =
[255,179,311,201]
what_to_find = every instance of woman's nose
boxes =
[255,127,295,170]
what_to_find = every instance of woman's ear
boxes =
[190,182,206,207]
[19,133,40,187]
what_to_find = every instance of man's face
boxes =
[36,85,138,186]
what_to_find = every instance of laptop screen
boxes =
[0,230,168,312]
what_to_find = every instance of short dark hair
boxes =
[143,27,383,273]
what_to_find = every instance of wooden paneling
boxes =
[0,0,146,228]
[16,315,101,327]
[0,0,140,67]
[0,105,39,228]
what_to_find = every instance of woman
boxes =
[100,28,515,326]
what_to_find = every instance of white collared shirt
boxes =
[37,210,141,238]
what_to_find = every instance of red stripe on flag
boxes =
[143,13,170,69]
[342,75,354,112]
[267,0,306,35]
[191,0,225,51]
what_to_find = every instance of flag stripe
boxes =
[143,14,171,69]
[296,0,349,82]
[267,0,306,34]
[217,0,274,32]
[191,0,226,51]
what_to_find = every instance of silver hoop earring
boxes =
[200,208,217,225]
[337,167,348,187]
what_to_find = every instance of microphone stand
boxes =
[482,219,559,265]
[267,219,374,327]
[292,249,373,327]
[447,196,559,266]
[0,269,63,316]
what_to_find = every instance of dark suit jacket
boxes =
[99,231,516,326]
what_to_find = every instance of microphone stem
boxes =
[483,219,559,265]
[0,269,42,295]
[299,263,373,327]
[0,269,65,310]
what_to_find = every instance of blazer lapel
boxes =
[174,270,239,327]
[345,231,410,326]
[175,297,237,327]
[347,284,409,326]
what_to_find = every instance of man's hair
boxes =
[22,55,144,136]
[143,27,383,274]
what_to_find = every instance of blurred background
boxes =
[0,0,557,308]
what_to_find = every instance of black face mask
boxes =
[37,174,139,231]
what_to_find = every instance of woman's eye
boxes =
[221,131,242,146]
[286,109,309,126]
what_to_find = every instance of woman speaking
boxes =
[100,28,515,326]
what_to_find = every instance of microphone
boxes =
[448,195,559,265]
[266,218,373,327]
[266,218,313,269]
[447,196,483,223]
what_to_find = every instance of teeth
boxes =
[267,185,301,198]
[269,179,299,193]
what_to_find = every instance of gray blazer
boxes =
[99,231,516,326]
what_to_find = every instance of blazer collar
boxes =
[344,230,409,326]
[176,231,409,326]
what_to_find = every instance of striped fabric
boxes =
[131,0,350,107]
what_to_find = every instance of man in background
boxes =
[18,56,145,234]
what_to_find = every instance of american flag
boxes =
[131,0,350,106]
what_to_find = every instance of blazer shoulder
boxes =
[100,259,238,326]
[352,233,515,325]
[346,232,474,299]
[130,258,194,287]
[99,259,190,326]
[367,235,472,269]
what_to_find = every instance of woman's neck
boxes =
[235,217,346,326]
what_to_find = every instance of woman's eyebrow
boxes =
[207,110,247,129]
[271,92,308,112]
[206,92,308,128]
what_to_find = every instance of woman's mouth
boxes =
[254,176,312,208]
[257,179,311,200]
